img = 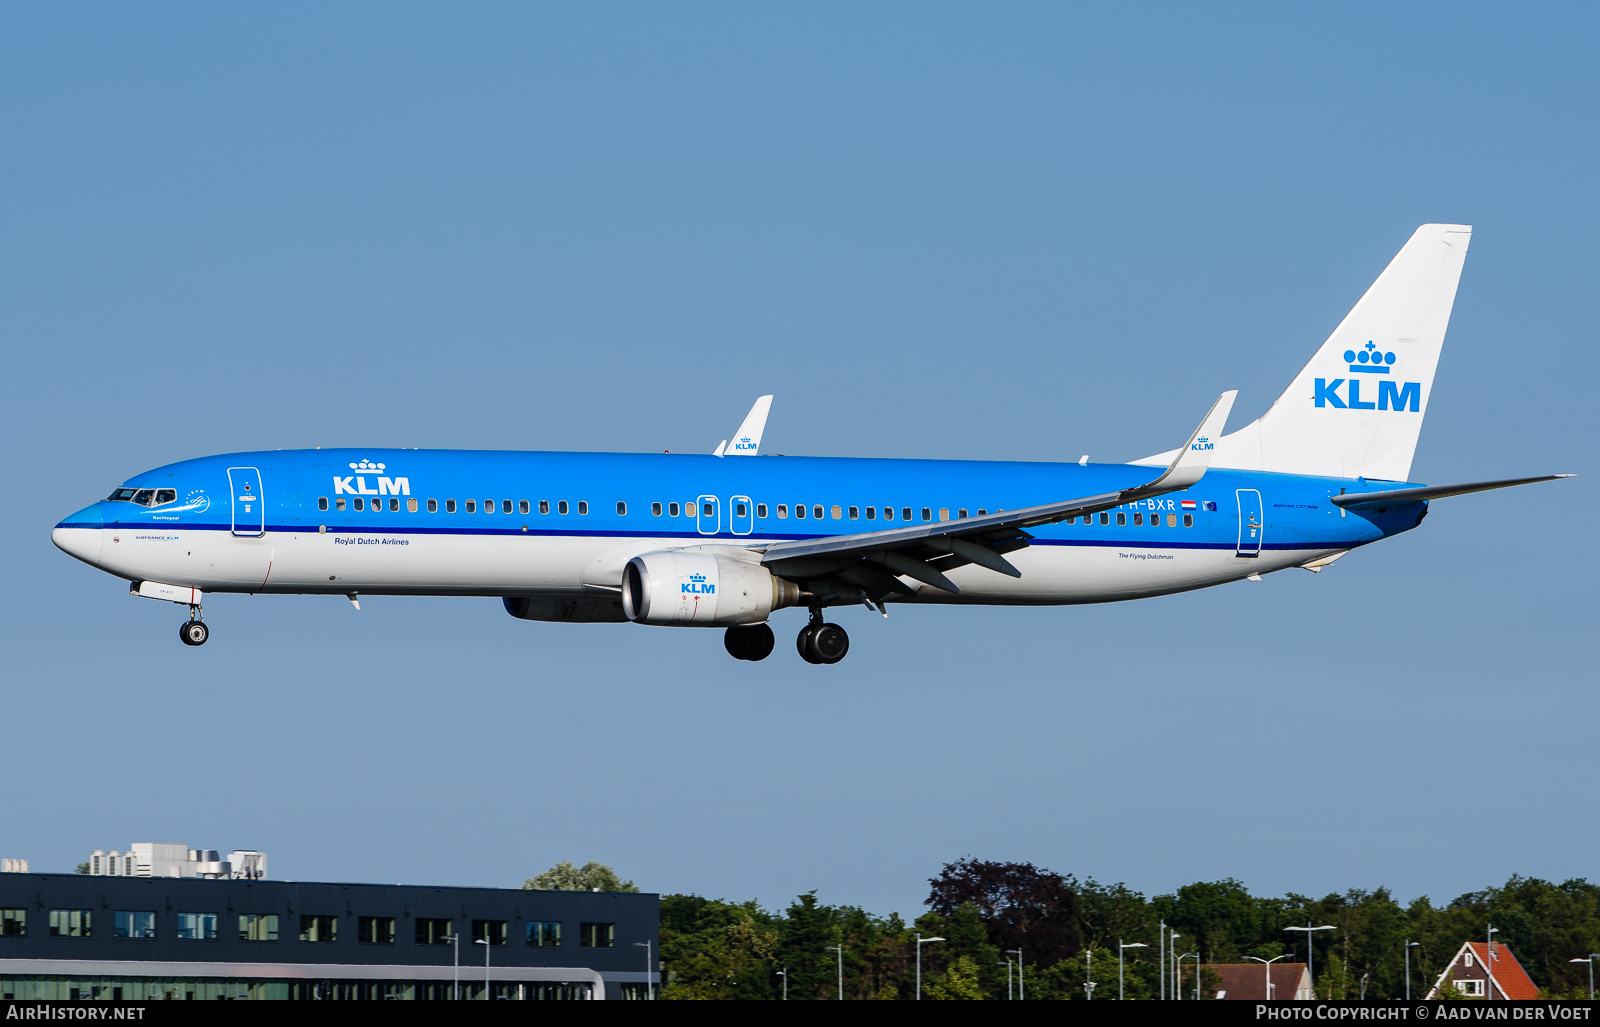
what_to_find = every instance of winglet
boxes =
[721,395,773,457]
[1140,391,1237,492]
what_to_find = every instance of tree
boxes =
[927,858,1079,967]
[523,859,638,892]
[922,955,985,1000]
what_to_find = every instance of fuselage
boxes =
[51,448,1425,607]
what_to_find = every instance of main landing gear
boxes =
[796,610,849,665]
[179,603,208,647]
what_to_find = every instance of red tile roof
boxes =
[1468,942,1541,1000]
[1207,963,1310,1000]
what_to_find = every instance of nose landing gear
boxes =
[179,603,208,646]
[796,610,849,665]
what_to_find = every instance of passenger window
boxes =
[1133,512,1143,526]
[617,502,627,516]
[407,499,418,512]
[687,502,697,517]
[977,509,986,516]
[557,501,568,515]
[519,501,530,515]
[465,500,476,513]
[795,504,806,519]
[1183,513,1193,527]
[503,500,512,514]
[921,507,931,521]
[1167,512,1177,527]
[318,497,329,511]
[736,503,747,517]
[776,504,787,519]
[652,502,662,516]
[757,504,767,518]
[865,506,875,520]
[427,499,437,513]
[814,505,824,520]
[483,499,492,513]
[958,509,968,519]
[578,501,588,515]
[847,506,858,519]
[1116,512,1126,526]
[1066,516,1076,524]
[539,500,549,514]
[446,499,457,513]
[388,498,398,512]
[939,508,949,522]
[883,507,893,521]
[668,502,679,517]
[903,508,912,521]
[155,489,176,505]
[1099,512,1109,525]
[831,505,842,519]
[336,498,347,512]
[354,498,365,511]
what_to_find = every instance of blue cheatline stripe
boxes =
[66,521,1350,552]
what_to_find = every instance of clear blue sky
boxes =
[2,3,1594,917]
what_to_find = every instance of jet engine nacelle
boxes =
[622,548,801,626]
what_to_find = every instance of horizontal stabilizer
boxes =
[1331,474,1574,510]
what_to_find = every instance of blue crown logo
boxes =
[1343,340,1395,374]
[689,573,707,582]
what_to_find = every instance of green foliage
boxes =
[922,955,985,1000]
[523,859,638,893]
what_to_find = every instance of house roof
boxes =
[1427,942,1541,1000]
[1206,963,1310,1000]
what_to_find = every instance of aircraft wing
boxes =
[1330,474,1574,510]
[760,391,1236,596]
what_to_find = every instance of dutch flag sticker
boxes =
[1181,500,1197,509]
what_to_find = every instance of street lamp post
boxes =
[824,945,844,1000]
[1175,952,1196,1000]
[1159,921,1166,1000]
[998,959,1013,1000]
[475,934,492,1000]
[1405,941,1420,1000]
[1084,947,1095,1000]
[1285,923,1337,998]
[1244,954,1288,1001]
[634,941,653,1000]
[1486,926,1501,1000]
[1007,948,1024,1000]
[1170,932,1181,999]
[1568,955,1596,1000]
[775,969,787,1001]
[1119,941,1147,1000]
[442,930,460,1001]
[915,934,945,1000]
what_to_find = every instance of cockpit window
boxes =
[107,487,178,507]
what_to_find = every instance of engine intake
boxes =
[622,548,800,626]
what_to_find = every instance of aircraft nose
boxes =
[52,502,104,567]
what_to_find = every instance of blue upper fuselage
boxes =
[57,448,1429,553]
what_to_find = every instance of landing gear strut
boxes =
[796,609,849,665]
[179,603,208,647]
[724,623,776,661]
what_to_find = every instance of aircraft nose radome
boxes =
[52,503,104,567]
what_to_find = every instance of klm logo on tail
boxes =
[1315,342,1420,412]
[1190,436,1214,452]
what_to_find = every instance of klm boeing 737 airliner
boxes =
[52,225,1570,663]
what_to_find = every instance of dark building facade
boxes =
[0,873,657,1000]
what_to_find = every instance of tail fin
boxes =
[1137,224,1472,480]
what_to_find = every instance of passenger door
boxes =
[1236,488,1263,557]
[696,495,720,536]
[228,467,265,537]
[730,495,753,536]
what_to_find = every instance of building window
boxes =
[239,914,278,942]
[578,501,588,515]
[519,500,530,515]
[465,500,476,513]
[415,918,453,945]
[579,922,615,949]
[1458,979,1485,996]
[176,913,217,941]
[539,500,549,514]
[668,502,679,517]
[299,915,337,943]
[1183,513,1193,527]
[757,504,768,518]
[776,504,787,518]
[114,911,155,939]
[1464,952,1474,968]
[651,502,662,516]
[48,910,90,938]
[446,499,457,513]
[526,921,561,947]
[1,909,25,936]
[558,501,568,515]
[472,920,507,946]
[847,506,858,519]
[813,505,824,520]
[617,501,627,516]
[359,917,395,944]
[318,497,328,511]
[503,500,512,514]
